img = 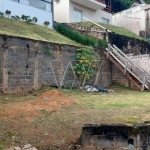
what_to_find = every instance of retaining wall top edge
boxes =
[0,33,85,48]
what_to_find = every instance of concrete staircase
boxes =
[105,44,150,92]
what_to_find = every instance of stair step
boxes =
[104,47,150,92]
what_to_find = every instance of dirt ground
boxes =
[0,90,77,121]
[1,86,150,150]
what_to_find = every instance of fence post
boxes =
[107,44,110,58]
[124,60,128,75]
[141,76,146,92]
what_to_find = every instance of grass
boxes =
[74,22,144,40]
[1,85,150,149]
[0,17,83,46]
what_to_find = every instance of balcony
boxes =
[70,0,106,10]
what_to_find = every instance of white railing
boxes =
[106,44,150,91]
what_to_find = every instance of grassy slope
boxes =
[74,21,144,40]
[0,17,82,46]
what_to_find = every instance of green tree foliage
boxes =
[112,0,150,13]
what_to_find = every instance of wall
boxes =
[0,0,53,27]
[112,4,146,36]
[53,0,112,24]
[0,47,3,90]
[145,8,150,38]
[108,33,150,55]
[65,23,150,89]
[54,0,70,23]
[65,23,107,40]
[75,124,150,149]
[69,1,112,24]
[0,34,111,93]
[128,54,150,74]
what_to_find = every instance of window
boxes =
[74,8,82,22]
[29,0,52,12]
[20,0,29,5]
[10,0,52,12]
[102,17,109,24]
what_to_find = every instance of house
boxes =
[54,0,112,24]
[0,0,54,27]
[112,3,150,38]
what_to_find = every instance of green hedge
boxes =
[55,23,108,48]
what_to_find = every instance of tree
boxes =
[112,0,150,13]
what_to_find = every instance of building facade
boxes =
[54,0,112,24]
[0,0,54,27]
[112,4,150,38]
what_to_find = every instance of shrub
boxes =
[44,21,50,27]
[73,48,98,84]
[32,17,38,23]
[21,14,26,21]
[0,12,4,17]
[5,10,11,18]
[55,23,108,48]
[21,15,33,23]
[11,15,21,20]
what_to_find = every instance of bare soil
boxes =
[0,90,77,121]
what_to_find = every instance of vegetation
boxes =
[11,15,21,20]
[0,12,4,17]
[0,17,83,46]
[45,47,51,55]
[21,14,26,21]
[5,10,11,18]
[74,48,98,83]
[112,0,150,13]
[44,21,50,27]
[0,85,150,149]
[32,17,38,23]
[55,23,108,48]
[75,22,144,40]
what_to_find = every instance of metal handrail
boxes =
[112,44,150,84]
[106,45,150,90]
[113,44,150,77]
[106,48,144,86]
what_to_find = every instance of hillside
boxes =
[74,21,144,40]
[0,17,82,46]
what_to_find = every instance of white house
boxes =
[112,3,150,38]
[54,0,112,24]
[0,0,54,27]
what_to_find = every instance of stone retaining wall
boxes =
[0,35,111,93]
[64,23,107,41]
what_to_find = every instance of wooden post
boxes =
[124,60,128,75]
[141,76,146,92]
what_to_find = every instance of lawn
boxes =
[74,22,144,40]
[0,85,150,149]
[0,17,82,46]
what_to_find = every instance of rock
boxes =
[14,147,21,150]
[28,147,38,150]
[5,148,14,150]
[22,144,32,149]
